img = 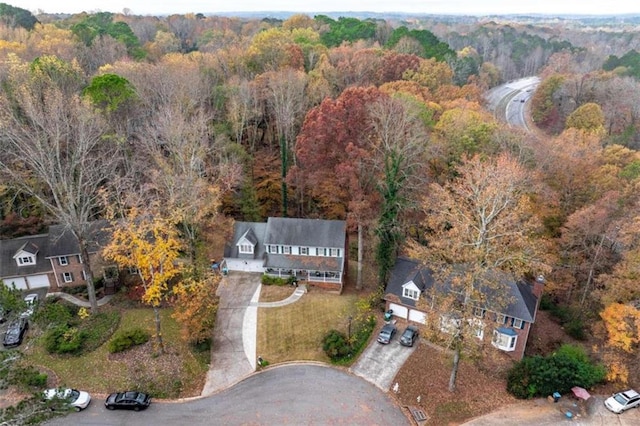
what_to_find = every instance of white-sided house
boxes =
[224,217,347,291]
[383,257,544,360]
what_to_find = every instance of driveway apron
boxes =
[202,272,261,396]
[350,327,416,391]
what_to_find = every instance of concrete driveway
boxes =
[201,272,261,396]
[463,395,640,426]
[350,322,416,390]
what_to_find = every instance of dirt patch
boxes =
[393,344,516,425]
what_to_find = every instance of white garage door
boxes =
[4,277,27,290]
[224,259,264,272]
[409,309,427,324]
[388,303,408,319]
[26,274,50,289]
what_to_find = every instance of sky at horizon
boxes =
[9,0,640,17]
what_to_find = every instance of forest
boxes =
[2,3,640,392]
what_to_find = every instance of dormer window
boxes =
[403,287,419,300]
[17,255,35,266]
[239,244,254,254]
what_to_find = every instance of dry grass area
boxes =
[26,308,208,399]
[394,344,516,425]
[259,285,296,303]
[257,292,359,364]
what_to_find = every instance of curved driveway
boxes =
[45,364,409,426]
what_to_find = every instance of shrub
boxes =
[44,324,86,354]
[79,311,120,353]
[261,275,288,286]
[507,344,605,399]
[10,366,47,389]
[33,298,75,329]
[108,328,150,353]
[322,329,351,360]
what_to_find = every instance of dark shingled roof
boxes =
[224,222,268,260]
[46,220,112,257]
[384,257,539,322]
[263,217,345,248]
[0,234,51,279]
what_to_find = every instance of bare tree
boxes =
[0,66,120,313]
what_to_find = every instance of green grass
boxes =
[257,293,359,364]
[26,307,209,397]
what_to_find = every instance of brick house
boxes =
[0,221,113,292]
[383,257,544,360]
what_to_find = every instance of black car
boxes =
[400,325,419,347]
[377,323,397,344]
[3,317,29,348]
[105,391,151,411]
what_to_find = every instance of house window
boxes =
[268,245,278,254]
[283,246,291,254]
[512,318,524,329]
[440,315,461,335]
[62,272,73,283]
[239,244,253,254]
[472,320,485,340]
[330,248,340,257]
[492,328,517,352]
[300,247,309,255]
[473,308,485,318]
[58,256,68,266]
[496,314,507,324]
[18,256,35,266]
[403,288,419,300]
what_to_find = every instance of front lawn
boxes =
[257,292,359,364]
[26,307,209,398]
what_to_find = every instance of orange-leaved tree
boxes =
[103,209,183,355]
[172,274,220,345]
[599,303,640,384]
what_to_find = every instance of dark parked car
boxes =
[400,325,420,347]
[105,391,151,411]
[377,323,396,344]
[3,317,28,348]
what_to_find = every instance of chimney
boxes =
[533,275,545,299]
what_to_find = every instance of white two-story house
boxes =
[223,217,347,291]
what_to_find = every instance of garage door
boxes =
[224,259,264,272]
[409,309,426,324]
[26,274,50,289]
[4,277,27,290]
[388,303,408,319]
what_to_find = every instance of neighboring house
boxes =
[383,257,544,360]
[0,221,113,292]
[224,217,347,291]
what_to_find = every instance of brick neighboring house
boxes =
[383,257,544,360]
[223,217,347,291]
[0,221,113,292]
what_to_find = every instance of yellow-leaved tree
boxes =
[103,209,183,355]
[599,303,640,384]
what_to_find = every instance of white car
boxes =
[21,293,39,318]
[44,388,91,411]
[604,389,640,414]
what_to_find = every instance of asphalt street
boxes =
[44,364,409,426]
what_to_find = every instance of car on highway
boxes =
[105,391,151,411]
[377,323,396,344]
[399,325,419,347]
[44,388,91,411]
[605,389,640,413]
[3,316,29,348]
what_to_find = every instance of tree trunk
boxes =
[153,306,165,355]
[78,236,99,314]
[449,346,460,393]
[356,222,363,290]
[280,135,288,217]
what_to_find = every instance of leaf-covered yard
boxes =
[25,307,209,399]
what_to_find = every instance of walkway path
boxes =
[46,292,115,307]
